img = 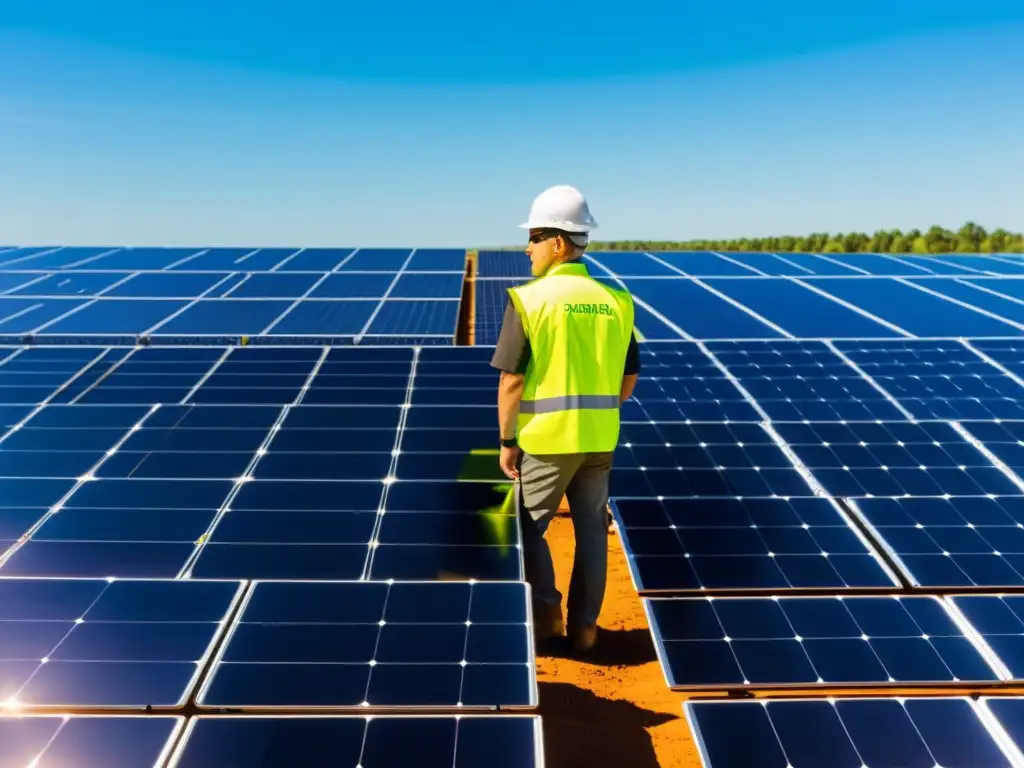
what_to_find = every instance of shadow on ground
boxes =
[538,681,677,768]
[538,627,658,667]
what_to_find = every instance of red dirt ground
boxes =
[535,514,701,768]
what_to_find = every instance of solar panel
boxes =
[0,714,184,768]
[832,340,1024,420]
[0,577,242,709]
[686,697,1021,768]
[624,342,760,422]
[980,697,1024,762]
[611,497,897,593]
[168,715,543,768]
[772,421,1019,497]
[646,595,1000,690]
[196,580,535,710]
[705,341,910,421]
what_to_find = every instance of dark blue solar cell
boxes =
[395,451,505,482]
[275,247,352,271]
[399,428,493,452]
[198,581,532,709]
[0,478,76,507]
[384,480,514,513]
[308,274,394,299]
[267,427,397,452]
[230,480,383,511]
[0,578,240,708]
[283,405,403,429]
[152,299,293,335]
[369,542,522,580]
[612,497,897,593]
[411,387,495,406]
[388,273,463,299]
[42,299,188,334]
[366,300,458,336]
[34,507,215,543]
[98,451,255,480]
[853,497,1024,588]
[0,715,183,768]
[376,510,518,548]
[474,279,522,345]
[404,405,492,429]
[254,451,392,480]
[103,272,227,297]
[0,540,197,578]
[301,386,407,405]
[0,298,89,333]
[9,272,125,297]
[406,248,467,272]
[187,542,369,580]
[210,509,377,544]
[63,478,233,509]
[687,697,1013,768]
[342,249,411,271]
[648,595,998,689]
[264,299,376,335]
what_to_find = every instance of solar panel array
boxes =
[473,250,1024,766]
[0,247,467,344]
[6,244,1024,765]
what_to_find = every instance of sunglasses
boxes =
[528,229,562,244]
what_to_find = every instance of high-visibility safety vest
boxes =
[506,260,635,455]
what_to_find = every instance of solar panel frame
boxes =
[165,714,545,768]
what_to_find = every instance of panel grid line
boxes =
[822,339,918,420]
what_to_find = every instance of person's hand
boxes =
[499,445,521,480]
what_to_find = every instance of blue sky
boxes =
[2,1,1023,247]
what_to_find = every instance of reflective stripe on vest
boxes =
[508,260,634,455]
[519,394,621,414]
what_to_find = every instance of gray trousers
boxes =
[517,450,614,628]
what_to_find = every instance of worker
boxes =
[490,185,640,652]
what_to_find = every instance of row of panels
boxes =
[476,249,1024,278]
[4,339,1024,420]
[0,247,468,273]
[3,713,542,768]
[0,271,465,299]
[0,578,535,712]
[474,271,1024,342]
[646,593,1024,691]
[7,246,1022,278]
[0,297,460,340]
[687,696,1024,767]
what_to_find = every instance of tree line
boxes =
[586,223,1024,254]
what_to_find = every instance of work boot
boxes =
[534,603,565,641]
[569,623,598,652]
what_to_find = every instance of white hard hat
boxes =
[519,185,598,234]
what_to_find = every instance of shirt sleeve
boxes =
[624,332,641,376]
[490,296,532,374]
